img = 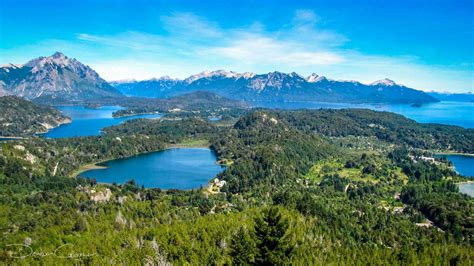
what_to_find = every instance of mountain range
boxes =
[427,91,474,102]
[1,53,439,104]
[113,70,437,104]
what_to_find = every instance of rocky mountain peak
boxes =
[0,52,121,102]
[306,73,327,83]
[52,51,66,59]
[371,78,397,86]
[1,63,23,69]
[241,72,256,79]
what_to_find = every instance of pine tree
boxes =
[230,226,256,265]
[254,207,292,265]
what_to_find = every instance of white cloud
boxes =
[77,32,165,52]
[1,10,472,92]
[161,12,223,39]
[294,9,319,24]
[208,34,344,66]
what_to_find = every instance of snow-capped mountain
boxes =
[184,70,240,83]
[246,71,307,92]
[370,78,397,86]
[306,73,328,83]
[0,52,437,104]
[113,70,437,104]
[153,75,178,81]
[241,72,257,79]
[115,76,185,98]
[183,70,257,84]
[0,52,121,102]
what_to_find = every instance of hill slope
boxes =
[110,91,249,117]
[0,96,71,136]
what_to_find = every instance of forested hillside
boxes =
[273,109,474,153]
[0,109,471,264]
[110,91,248,117]
[0,96,70,137]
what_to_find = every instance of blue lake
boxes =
[43,106,161,138]
[253,101,474,128]
[434,154,474,197]
[435,154,474,177]
[42,102,472,191]
[458,183,474,197]
[44,101,473,139]
[79,148,224,189]
[0,137,22,141]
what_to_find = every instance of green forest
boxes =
[0,108,472,264]
[0,96,71,137]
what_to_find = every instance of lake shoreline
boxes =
[72,141,216,178]
[43,106,162,138]
[72,149,168,178]
[434,154,474,178]
[456,180,474,185]
[255,100,474,128]
[0,136,25,139]
[70,161,109,178]
[167,139,211,149]
[35,117,73,135]
[434,152,474,157]
[457,182,474,197]
[74,146,222,190]
[112,111,162,118]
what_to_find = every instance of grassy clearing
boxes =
[305,160,379,184]
[305,156,408,186]
[171,139,210,148]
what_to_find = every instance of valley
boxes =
[2,1,473,263]
[0,53,472,265]
[0,102,472,264]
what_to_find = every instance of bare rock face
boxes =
[115,210,127,230]
[0,52,121,103]
[76,185,113,203]
[90,188,113,203]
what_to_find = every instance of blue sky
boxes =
[0,0,472,92]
